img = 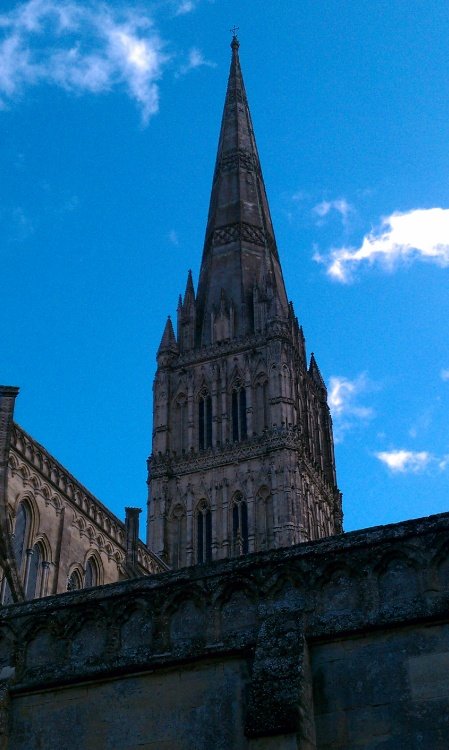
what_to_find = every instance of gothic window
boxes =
[169,505,187,569]
[175,393,188,454]
[67,569,83,591]
[84,557,99,588]
[12,501,31,574]
[196,501,212,564]
[198,389,212,450]
[232,381,247,442]
[254,375,269,433]
[256,488,274,550]
[232,492,249,555]
[25,543,43,600]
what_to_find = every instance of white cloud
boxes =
[313,198,353,223]
[328,373,375,442]
[0,0,169,123]
[176,47,215,76]
[441,369,449,382]
[376,449,449,474]
[315,207,449,282]
[376,450,431,473]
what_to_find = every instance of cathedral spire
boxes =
[195,37,289,345]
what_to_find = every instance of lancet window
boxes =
[231,380,247,442]
[255,488,274,550]
[169,505,187,568]
[84,557,99,588]
[12,501,30,574]
[232,492,249,555]
[196,501,212,564]
[175,393,188,454]
[198,388,212,450]
[254,375,269,433]
[25,542,44,599]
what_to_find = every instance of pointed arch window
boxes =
[13,501,31,574]
[196,502,212,564]
[198,388,212,450]
[232,492,249,555]
[67,569,83,591]
[25,543,43,600]
[256,488,274,551]
[84,557,99,588]
[175,393,188,454]
[232,380,247,442]
[169,505,187,569]
[254,375,269,433]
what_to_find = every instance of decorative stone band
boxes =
[205,221,278,259]
[213,148,261,182]
[149,426,336,497]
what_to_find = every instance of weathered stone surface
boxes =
[0,511,447,748]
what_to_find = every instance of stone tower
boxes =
[147,37,342,569]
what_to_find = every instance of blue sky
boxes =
[1,0,449,535]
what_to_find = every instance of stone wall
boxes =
[1,511,449,749]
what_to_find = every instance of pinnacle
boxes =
[157,316,178,355]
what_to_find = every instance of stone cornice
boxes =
[161,328,300,370]
[149,426,336,496]
[1,510,449,695]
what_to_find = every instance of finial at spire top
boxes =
[230,26,239,49]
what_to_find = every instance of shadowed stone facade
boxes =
[0,387,167,605]
[148,37,342,569]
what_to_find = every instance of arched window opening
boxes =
[256,489,274,551]
[67,569,83,591]
[232,493,248,555]
[169,505,187,569]
[232,381,247,442]
[198,389,212,450]
[196,502,212,564]
[254,376,269,433]
[25,543,43,600]
[175,393,188,454]
[13,502,31,575]
[84,557,98,588]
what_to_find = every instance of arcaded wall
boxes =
[1,512,449,749]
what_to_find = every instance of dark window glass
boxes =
[205,509,212,562]
[240,388,247,439]
[26,544,42,600]
[206,396,212,447]
[199,399,205,449]
[197,511,204,563]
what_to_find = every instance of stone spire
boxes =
[196,36,289,345]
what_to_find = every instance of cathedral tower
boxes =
[147,37,342,568]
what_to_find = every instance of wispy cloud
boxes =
[315,207,449,282]
[328,373,375,442]
[168,229,179,245]
[313,198,353,224]
[176,46,215,76]
[375,449,449,474]
[0,0,169,123]
[441,369,449,382]
[174,0,197,15]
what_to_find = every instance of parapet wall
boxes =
[1,512,449,749]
